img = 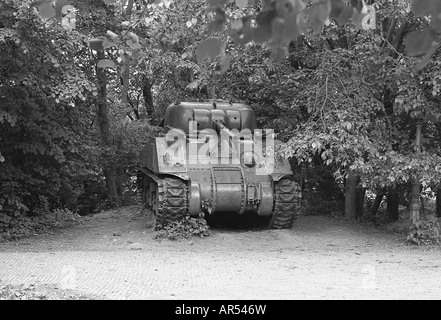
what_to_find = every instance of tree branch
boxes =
[392,20,409,58]
[125,0,134,17]
[302,35,315,50]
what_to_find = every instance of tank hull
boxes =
[139,135,293,217]
[186,165,274,216]
[138,101,301,228]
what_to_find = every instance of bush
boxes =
[407,215,440,245]
[0,208,82,242]
[154,216,210,241]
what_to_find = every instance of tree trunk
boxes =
[386,17,396,43]
[371,191,384,216]
[97,51,119,207]
[142,78,154,118]
[115,135,124,200]
[337,26,348,49]
[125,0,134,17]
[345,169,358,219]
[386,190,399,221]
[437,185,441,217]
[409,122,422,224]
[121,53,130,106]
[355,186,365,218]
[103,169,118,207]
[391,20,408,58]
[420,195,425,215]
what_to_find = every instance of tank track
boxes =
[269,178,301,229]
[155,177,189,228]
[137,173,189,228]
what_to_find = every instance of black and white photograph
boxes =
[1,0,440,306]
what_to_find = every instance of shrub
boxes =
[407,215,440,245]
[154,216,210,241]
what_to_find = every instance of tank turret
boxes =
[163,101,256,134]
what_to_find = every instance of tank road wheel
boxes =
[269,178,301,229]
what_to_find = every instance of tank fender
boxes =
[138,168,189,181]
[188,183,201,217]
[257,181,274,216]
[271,173,293,182]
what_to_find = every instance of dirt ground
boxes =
[0,206,440,300]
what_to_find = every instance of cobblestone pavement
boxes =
[0,208,440,299]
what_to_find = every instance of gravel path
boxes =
[0,207,440,300]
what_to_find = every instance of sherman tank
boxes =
[137,100,301,229]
